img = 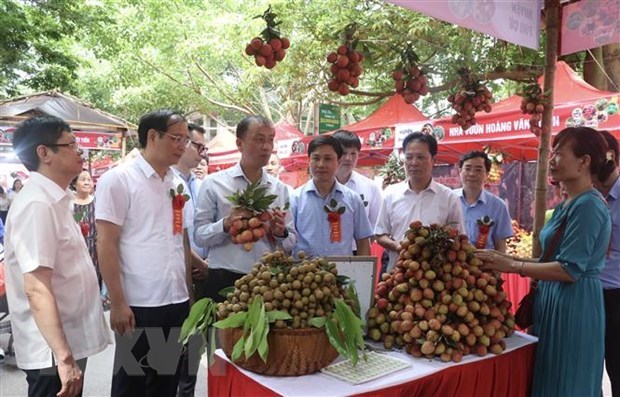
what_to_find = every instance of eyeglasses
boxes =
[163,132,191,148]
[190,141,207,154]
[46,141,83,153]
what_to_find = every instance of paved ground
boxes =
[0,312,208,397]
[0,316,613,396]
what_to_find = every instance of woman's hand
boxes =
[475,249,517,273]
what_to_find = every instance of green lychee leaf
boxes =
[337,206,346,214]
[231,336,245,362]
[329,199,338,207]
[183,194,190,201]
[177,183,183,194]
[169,188,176,198]
[308,317,327,328]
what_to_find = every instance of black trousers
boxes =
[24,358,87,397]
[605,288,620,397]
[111,301,189,397]
[201,268,244,303]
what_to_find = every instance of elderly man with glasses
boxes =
[5,116,111,396]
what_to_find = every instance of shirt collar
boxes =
[29,172,72,203]
[135,153,174,181]
[608,176,620,201]
[457,188,486,204]
[231,162,272,186]
[405,178,439,194]
[171,167,195,184]
[305,179,345,195]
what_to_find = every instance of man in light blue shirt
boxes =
[455,151,512,251]
[333,130,383,253]
[291,135,373,257]
[594,130,620,396]
[172,123,209,397]
[194,116,296,302]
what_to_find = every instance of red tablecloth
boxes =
[208,341,535,397]
[502,273,532,316]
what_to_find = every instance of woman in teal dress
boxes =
[476,126,614,396]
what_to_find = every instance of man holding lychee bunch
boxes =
[194,116,296,302]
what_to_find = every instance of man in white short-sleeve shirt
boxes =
[375,132,464,271]
[96,110,200,397]
[5,116,111,396]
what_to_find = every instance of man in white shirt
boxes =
[375,132,464,271]
[194,116,296,301]
[172,123,209,397]
[333,130,383,252]
[96,110,199,396]
[5,116,110,396]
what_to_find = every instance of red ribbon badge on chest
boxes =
[170,184,190,235]
[476,215,495,249]
[324,199,346,243]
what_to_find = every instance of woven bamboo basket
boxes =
[218,326,339,376]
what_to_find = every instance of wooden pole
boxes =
[532,0,560,257]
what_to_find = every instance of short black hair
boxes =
[12,116,71,171]
[402,132,437,157]
[308,135,344,159]
[188,123,206,141]
[236,115,272,139]
[332,130,361,151]
[458,151,491,172]
[188,123,206,135]
[137,109,186,148]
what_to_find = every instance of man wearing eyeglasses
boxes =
[375,132,464,272]
[194,115,297,302]
[5,116,111,397]
[96,109,198,396]
[455,151,512,252]
[172,123,208,397]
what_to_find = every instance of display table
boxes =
[208,332,537,397]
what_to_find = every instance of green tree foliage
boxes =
[0,0,106,97]
[1,0,606,127]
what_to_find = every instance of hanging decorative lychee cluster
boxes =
[519,82,549,137]
[244,6,290,69]
[392,44,429,104]
[447,68,493,131]
[326,45,364,96]
[326,23,364,96]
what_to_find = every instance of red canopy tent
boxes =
[282,94,430,171]
[433,61,620,164]
[205,128,239,173]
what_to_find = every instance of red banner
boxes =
[0,128,121,150]
[74,132,122,150]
